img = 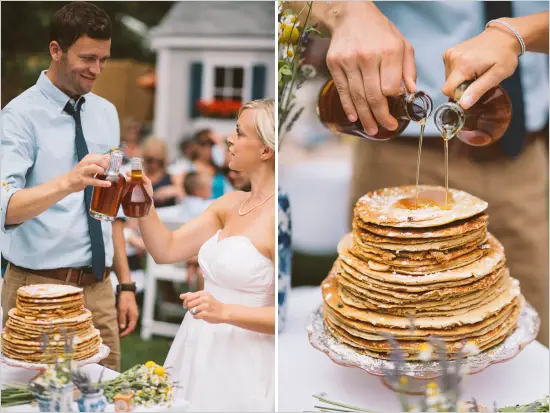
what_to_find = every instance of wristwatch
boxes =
[116,283,137,294]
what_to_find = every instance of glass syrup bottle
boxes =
[90,150,126,222]
[433,80,512,146]
[121,157,153,218]
[317,79,433,140]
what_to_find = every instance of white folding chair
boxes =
[140,209,188,340]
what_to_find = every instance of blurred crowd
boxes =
[119,119,252,302]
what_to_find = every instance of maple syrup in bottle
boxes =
[433,80,512,146]
[90,150,126,222]
[317,79,433,140]
[121,157,152,218]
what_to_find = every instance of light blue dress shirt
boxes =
[1,70,120,269]
[376,1,549,137]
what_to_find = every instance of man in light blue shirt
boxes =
[1,2,138,371]
[304,1,549,347]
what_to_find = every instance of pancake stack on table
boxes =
[322,185,523,360]
[2,284,102,363]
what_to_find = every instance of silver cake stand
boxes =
[307,302,539,394]
[0,344,110,372]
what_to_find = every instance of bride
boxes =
[133,99,275,412]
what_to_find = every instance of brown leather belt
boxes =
[10,263,111,287]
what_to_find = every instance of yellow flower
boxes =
[399,376,408,385]
[427,382,438,389]
[145,361,156,369]
[154,366,166,377]
[280,25,300,44]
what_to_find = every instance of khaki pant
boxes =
[350,134,549,347]
[1,264,121,371]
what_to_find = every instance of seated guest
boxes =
[228,170,252,192]
[142,136,180,207]
[181,171,214,218]
[180,172,214,290]
[187,130,233,199]
[168,137,196,177]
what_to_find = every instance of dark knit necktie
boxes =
[64,98,106,279]
[484,1,526,158]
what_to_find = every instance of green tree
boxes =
[1,1,174,107]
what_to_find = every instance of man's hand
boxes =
[442,25,521,109]
[118,291,139,338]
[325,3,416,136]
[61,154,112,193]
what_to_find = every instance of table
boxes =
[1,363,118,412]
[278,287,550,412]
[0,363,190,412]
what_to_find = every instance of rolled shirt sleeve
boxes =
[1,108,35,233]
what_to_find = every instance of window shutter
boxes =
[251,64,267,100]
[189,62,203,118]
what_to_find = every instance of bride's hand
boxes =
[181,291,227,324]
[124,170,154,198]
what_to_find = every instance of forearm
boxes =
[223,305,275,335]
[137,206,176,263]
[5,175,71,226]
[112,219,132,284]
[498,12,549,54]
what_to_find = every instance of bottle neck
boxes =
[106,151,124,175]
[402,91,433,122]
[130,157,144,182]
[433,102,465,139]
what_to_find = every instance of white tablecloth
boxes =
[0,363,190,412]
[278,287,550,412]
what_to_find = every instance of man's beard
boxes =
[59,56,87,97]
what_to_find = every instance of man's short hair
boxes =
[50,2,111,51]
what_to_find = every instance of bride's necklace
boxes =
[238,191,275,216]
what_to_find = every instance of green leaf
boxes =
[279,66,292,76]
[304,27,322,36]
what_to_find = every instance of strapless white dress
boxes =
[164,230,275,412]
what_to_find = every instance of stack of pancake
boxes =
[2,284,102,363]
[322,185,522,360]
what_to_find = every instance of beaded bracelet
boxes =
[486,19,526,57]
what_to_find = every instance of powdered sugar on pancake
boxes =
[356,185,488,228]
[18,284,83,298]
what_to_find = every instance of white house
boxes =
[150,1,275,160]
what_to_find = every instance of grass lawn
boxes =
[291,251,338,287]
[119,293,183,372]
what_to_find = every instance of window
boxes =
[214,67,244,102]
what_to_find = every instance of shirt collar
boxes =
[37,70,88,114]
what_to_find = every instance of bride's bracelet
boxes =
[486,19,526,57]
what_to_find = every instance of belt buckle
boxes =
[77,269,85,286]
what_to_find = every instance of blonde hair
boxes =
[238,99,275,151]
[142,136,168,160]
